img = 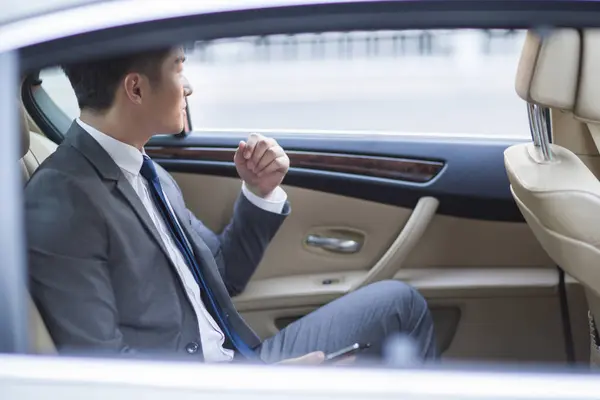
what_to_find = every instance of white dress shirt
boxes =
[76,119,287,362]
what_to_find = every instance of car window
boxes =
[38,28,528,138]
[40,66,79,119]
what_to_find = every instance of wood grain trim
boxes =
[145,146,444,183]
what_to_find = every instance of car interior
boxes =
[505,28,600,367]
[17,26,600,367]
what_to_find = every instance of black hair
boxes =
[62,48,173,112]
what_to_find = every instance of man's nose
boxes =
[182,75,193,97]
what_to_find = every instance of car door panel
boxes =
[147,133,590,363]
[157,173,589,363]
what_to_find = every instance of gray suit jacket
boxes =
[25,122,289,359]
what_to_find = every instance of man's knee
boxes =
[367,280,431,325]
[356,281,435,359]
[369,279,426,304]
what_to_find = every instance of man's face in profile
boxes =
[142,47,190,135]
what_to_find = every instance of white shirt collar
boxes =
[76,118,144,176]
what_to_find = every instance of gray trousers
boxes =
[257,280,437,364]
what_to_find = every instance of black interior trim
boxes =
[159,159,523,221]
[557,266,576,365]
[150,133,527,222]
[145,146,446,183]
[21,73,71,144]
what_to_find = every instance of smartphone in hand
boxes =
[324,343,371,363]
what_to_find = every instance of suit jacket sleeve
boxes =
[163,172,289,295]
[198,194,290,295]
[26,169,132,353]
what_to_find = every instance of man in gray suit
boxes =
[26,47,436,364]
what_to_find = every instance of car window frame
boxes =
[6,0,600,358]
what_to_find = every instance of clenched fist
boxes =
[234,133,290,197]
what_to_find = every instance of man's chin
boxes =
[156,125,185,136]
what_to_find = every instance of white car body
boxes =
[1,2,600,399]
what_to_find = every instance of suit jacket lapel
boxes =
[64,121,172,262]
[115,176,171,261]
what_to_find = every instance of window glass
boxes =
[39,29,529,137]
[40,67,79,119]
[185,29,528,136]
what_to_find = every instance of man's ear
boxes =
[123,73,143,104]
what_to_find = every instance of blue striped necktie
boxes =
[139,155,256,359]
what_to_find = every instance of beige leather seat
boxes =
[504,29,600,366]
[20,121,58,179]
[18,104,58,354]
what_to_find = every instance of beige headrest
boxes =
[18,103,30,160]
[574,30,600,122]
[515,29,580,110]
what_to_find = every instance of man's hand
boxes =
[234,133,290,198]
[277,351,325,365]
[276,351,356,366]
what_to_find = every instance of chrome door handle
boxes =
[305,235,362,254]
